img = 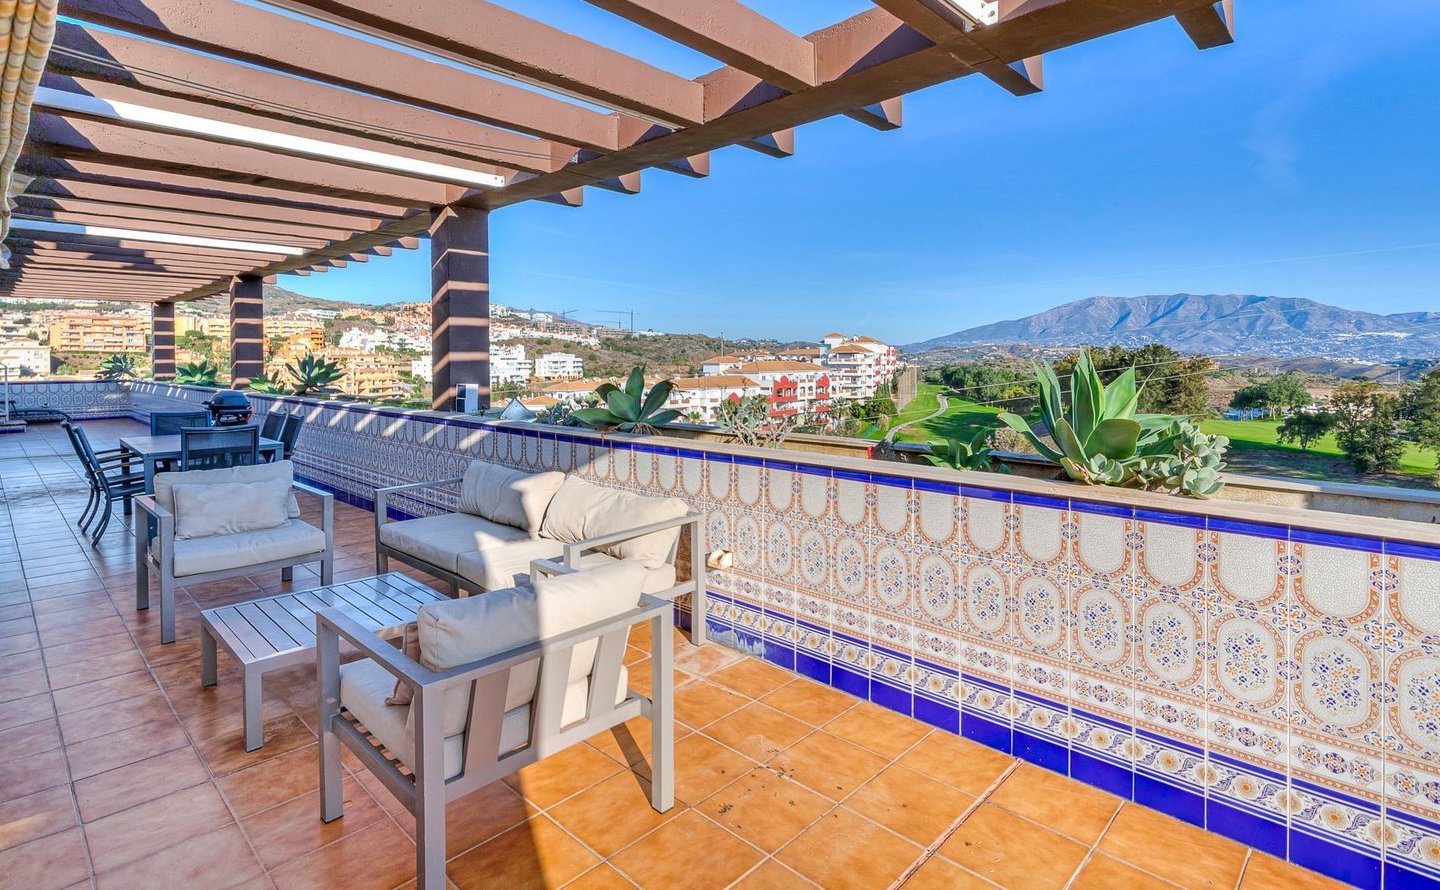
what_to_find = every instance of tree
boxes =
[1056,344,1212,415]
[1330,381,1403,474]
[1265,373,1313,414]
[1406,366,1440,479]
[1277,412,1336,451]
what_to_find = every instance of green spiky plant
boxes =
[283,352,346,395]
[997,351,1228,498]
[246,373,286,395]
[927,426,1008,473]
[571,367,680,434]
[97,353,139,380]
[174,359,220,386]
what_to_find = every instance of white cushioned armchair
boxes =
[318,559,675,889]
[135,460,333,643]
[375,459,706,642]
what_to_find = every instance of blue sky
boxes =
[281,0,1440,344]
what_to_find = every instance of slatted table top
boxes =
[200,573,446,665]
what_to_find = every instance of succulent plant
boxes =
[998,351,1228,498]
[174,359,220,386]
[927,427,1008,473]
[284,352,346,395]
[97,353,139,380]
[246,372,286,395]
[571,367,680,434]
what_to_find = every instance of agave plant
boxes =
[283,352,346,395]
[927,427,1008,473]
[997,351,1228,498]
[174,359,220,386]
[247,372,287,395]
[97,353,139,380]
[571,367,680,434]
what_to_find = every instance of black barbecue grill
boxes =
[203,391,254,426]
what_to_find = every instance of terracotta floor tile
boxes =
[45,651,147,691]
[58,690,172,744]
[94,824,263,890]
[766,730,889,801]
[396,779,535,858]
[1239,852,1351,889]
[899,731,1017,795]
[672,733,756,802]
[0,667,48,703]
[85,782,233,874]
[0,648,44,678]
[503,741,624,809]
[51,671,158,715]
[988,763,1122,845]
[242,777,387,870]
[1098,803,1249,889]
[41,631,135,667]
[675,679,749,728]
[0,748,69,805]
[824,702,931,760]
[731,859,820,889]
[38,615,128,647]
[611,810,763,890]
[564,863,636,889]
[73,746,210,823]
[777,807,922,890]
[705,703,811,761]
[1071,852,1178,889]
[63,716,189,781]
[674,641,745,677]
[0,717,62,765]
[216,743,321,818]
[700,767,833,853]
[0,690,55,729]
[0,785,77,853]
[269,818,416,890]
[848,764,974,845]
[549,771,677,857]
[938,804,1087,889]
[448,815,600,890]
[759,679,860,726]
[710,658,798,699]
[193,711,316,776]
[0,827,92,890]
[586,715,691,771]
[903,856,998,889]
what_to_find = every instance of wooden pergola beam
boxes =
[1176,0,1235,49]
[14,195,357,244]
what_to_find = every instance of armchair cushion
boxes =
[169,519,327,577]
[540,477,688,568]
[458,460,564,534]
[455,546,675,595]
[377,513,530,574]
[171,477,291,540]
[155,459,301,519]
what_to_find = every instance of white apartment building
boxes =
[700,355,743,375]
[339,328,430,353]
[734,360,833,417]
[820,332,900,400]
[491,324,600,348]
[491,344,533,385]
[0,339,50,376]
[409,357,433,383]
[665,375,764,424]
[533,352,584,379]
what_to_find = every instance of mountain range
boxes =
[905,294,1440,362]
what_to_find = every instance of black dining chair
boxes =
[150,410,212,435]
[278,413,305,460]
[65,422,147,545]
[179,425,260,471]
[259,410,286,443]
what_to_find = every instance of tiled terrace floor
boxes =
[0,419,1348,890]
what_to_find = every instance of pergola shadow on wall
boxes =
[0,0,1233,409]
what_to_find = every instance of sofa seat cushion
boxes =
[379,513,530,574]
[338,657,627,779]
[453,538,566,591]
[170,519,325,577]
[540,476,688,567]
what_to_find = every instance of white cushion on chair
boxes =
[539,476,688,568]
[454,543,677,594]
[378,513,530,573]
[154,459,301,518]
[171,478,291,540]
[458,460,564,534]
[169,519,326,577]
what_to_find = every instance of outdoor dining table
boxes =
[118,433,284,493]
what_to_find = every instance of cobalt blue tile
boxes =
[763,640,796,671]
[1385,539,1440,562]
[1289,526,1384,554]
[1134,774,1204,828]
[1014,728,1068,773]
[869,472,913,490]
[832,665,868,699]
[871,680,912,718]
[1384,861,1440,890]
[1070,750,1132,799]
[731,627,762,652]
[795,651,829,684]
[731,454,765,468]
[832,469,871,484]
[1012,491,1067,511]
[962,485,1010,503]
[1289,829,1381,888]
[1134,508,1205,529]
[1067,499,1131,519]
[961,712,1011,754]
[913,697,959,733]
[704,616,732,638]
[912,478,961,496]
[1206,799,1286,859]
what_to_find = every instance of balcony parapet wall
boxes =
[107,381,1440,886]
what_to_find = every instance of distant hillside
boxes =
[906,294,1440,363]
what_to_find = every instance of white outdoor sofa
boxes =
[135,460,334,644]
[318,558,674,889]
[375,459,707,643]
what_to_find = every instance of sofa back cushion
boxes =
[540,476,688,568]
[416,559,647,736]
[155,459,300,519]
[458,460,564,534]
[171,478,292,540]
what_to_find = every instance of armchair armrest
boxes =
[373,476,464,527]
[292,481,334,538]
[133,495,174,562]
[316,607,441,690]
[562,511,702,566]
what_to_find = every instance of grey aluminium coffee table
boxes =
[199,573,447,751]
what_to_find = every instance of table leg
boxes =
[144,456,157,494]
[243,668,264,752]
[201,626,217,687]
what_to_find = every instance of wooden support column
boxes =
[429,205,490,412]
[151,301,176,380]
[229,274,264,388]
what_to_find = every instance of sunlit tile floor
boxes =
[1,419,1349,889]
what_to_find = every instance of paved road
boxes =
[885,393,950,443]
